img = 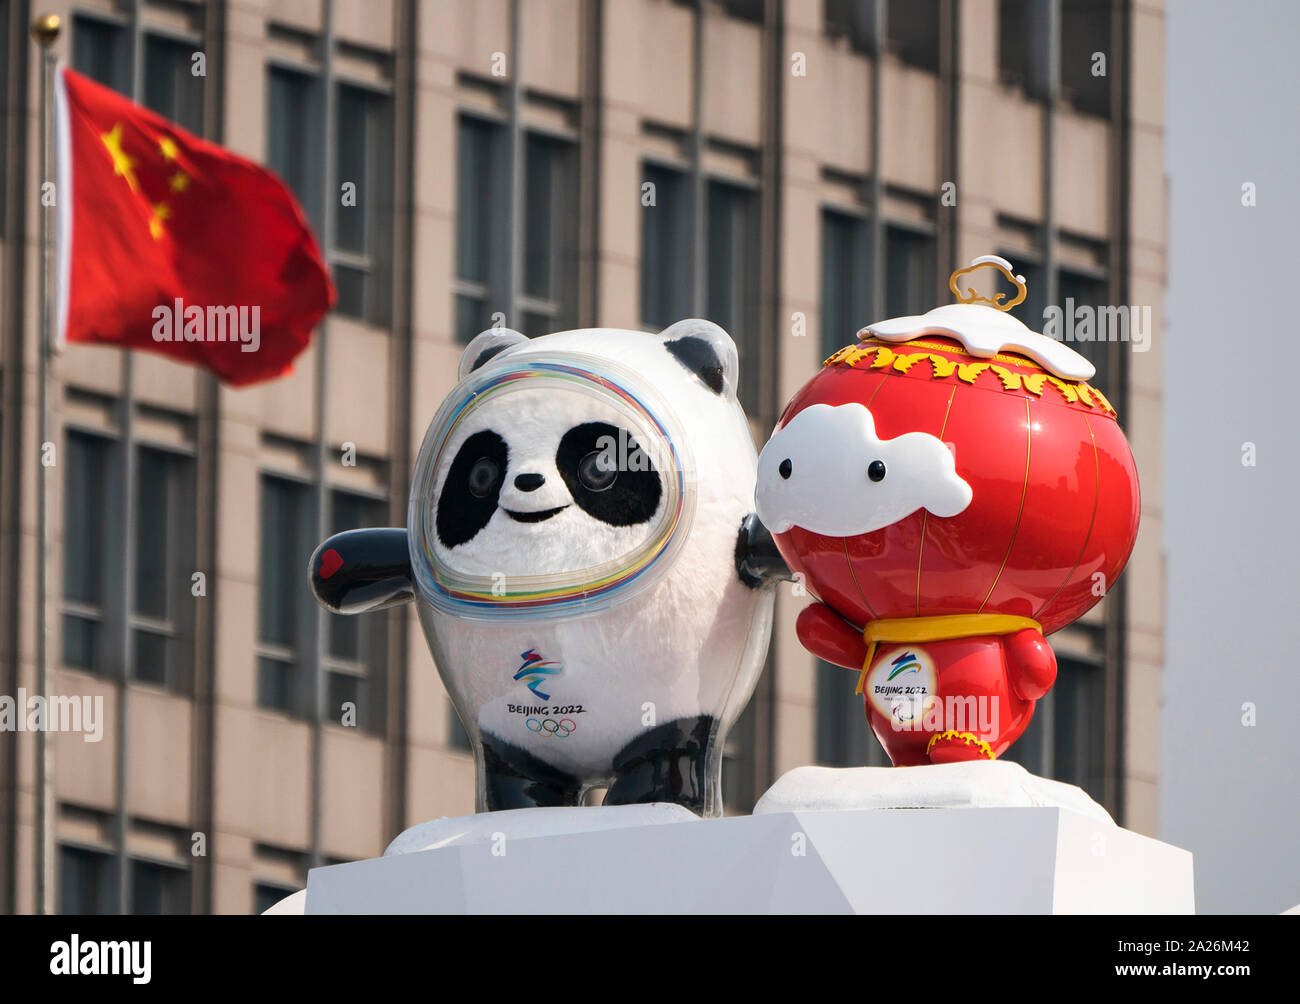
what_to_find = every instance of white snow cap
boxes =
[859,255,1096,382]
[756,402,972,537]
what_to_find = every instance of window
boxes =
[821,209,870,360]
[131,859,191,915]
[59,845,116,915]
[324,491,389,734]
[257,476,317,718]
[825,0,875,53]
[639,167,760,409]
[143,34,204,133]
[1057,267,1112,400]
[998,0,1032,92]
[454,115,579,342]
[1061,0,1112,117]
[72,14,130,93]
[132,447,196,692]
[520,134,580,335]
[266,67,323,230]
[640,163,693,330]
[816,661,890,766]
[883,224,936,319]
[675,0,764,22]
[63,432,194,685]
[886,0,940,72]
[448,706,472,751]
[257,477,390,727]
[722,693,758,812]
[73,16,204,128]
[266,67,394,326]
[1002,254,1045,330]
[63,432,115,673]
[997,255,1112,398]
[1000,0,1113,116]
[706,180,760,410]
[1003,653,1105,803]
[254,882,298,914]
[455,115,507,343]
[334,83,395,325]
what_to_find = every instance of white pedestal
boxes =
[300,797,1193,914]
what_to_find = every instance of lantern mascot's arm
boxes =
[796,602,870,670]
[1004,627,1057,701]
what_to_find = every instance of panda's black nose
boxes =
[514,473,545,492]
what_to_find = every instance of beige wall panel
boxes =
[126,688,193,824]
[1054,113,1111,238]
[603,0,693,129]
[522,0,582,98]
[51,670,119,813]
[701,15,763,147]
[320,728,386,858]
[881,63,940,193]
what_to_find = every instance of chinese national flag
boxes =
[55,68,334,386]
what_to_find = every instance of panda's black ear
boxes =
[660,319,739,399]
[458,328,529,380]
[309,528,414,614]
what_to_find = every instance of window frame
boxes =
[60,427,120,677]
[255,471,320,721]
[128,441,198,694]
[263,55,396,328]
[322,486,390,736]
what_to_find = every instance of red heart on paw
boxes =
[319,548,343,580]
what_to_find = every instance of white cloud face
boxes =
[755,402,973,537]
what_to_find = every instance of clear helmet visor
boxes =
[408,351,697,621]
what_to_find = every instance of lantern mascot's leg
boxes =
[795,603,1057,765]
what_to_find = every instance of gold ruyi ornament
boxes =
[948,254,1028,311]
[823,255,1115,416]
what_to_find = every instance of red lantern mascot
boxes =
[755,256,1140,765]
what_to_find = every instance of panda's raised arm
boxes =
[308,528,415,614]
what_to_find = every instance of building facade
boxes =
[0,0,1166,914]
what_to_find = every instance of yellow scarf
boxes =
[855,614,1042,694]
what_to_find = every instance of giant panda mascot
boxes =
[309,320,788,817]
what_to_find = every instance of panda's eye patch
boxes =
[436,430,509,549]
[468,457,503,497]
[578,450,618,492]
[557,422,662,527]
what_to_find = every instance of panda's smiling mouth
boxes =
[503,505,569,523]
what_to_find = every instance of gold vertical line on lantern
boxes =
[977,397,1033,614]
[1032,411,1103,623]
[915,383,959,617]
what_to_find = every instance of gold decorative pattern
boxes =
[948,255,1027,311]
[823,343,1116,416]
[925,730,995,760]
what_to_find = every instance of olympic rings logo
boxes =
[526,717,577,738]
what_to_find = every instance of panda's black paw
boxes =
[735,513,793,589]
[309,527,414,614]
[481,734,585,810]
[605,715,720,815]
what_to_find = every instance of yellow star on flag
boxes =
[169,171,191,193]
[101,124,139,192]
[149,202,172,241]
[159,136,179,161]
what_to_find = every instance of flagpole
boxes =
[31,11,61,918]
